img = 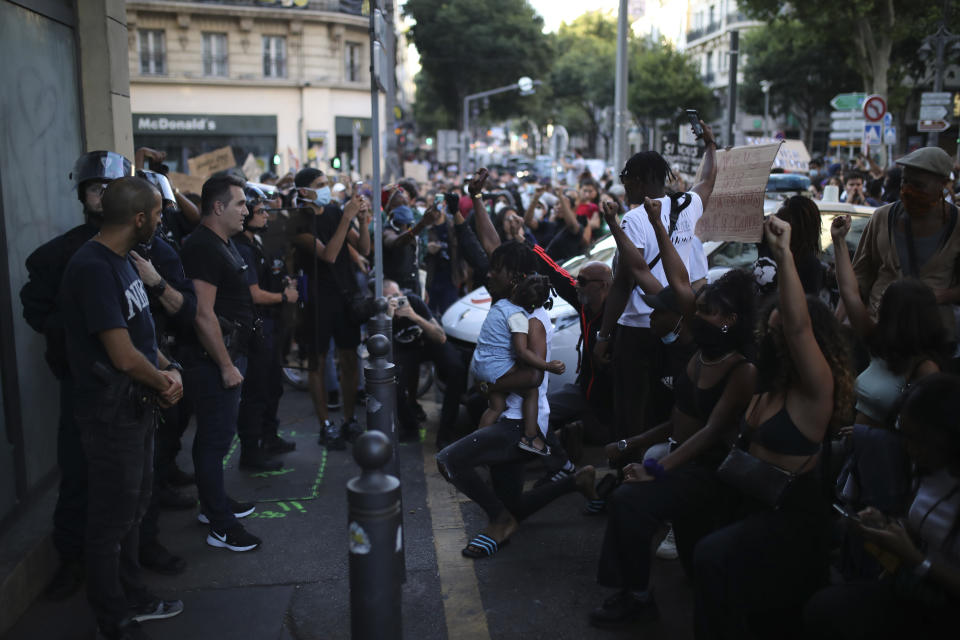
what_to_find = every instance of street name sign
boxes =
[830,93,867,110]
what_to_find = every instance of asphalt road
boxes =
[3,381,693,640]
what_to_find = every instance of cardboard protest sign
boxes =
[744,137,810,173]
[187,146,235,178]
[166,171,206,195]
[695,143,780,243]
[241,153,263,182]
[662,141,702,176]
[403,161,429,183]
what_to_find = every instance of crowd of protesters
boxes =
[20,122,960,639]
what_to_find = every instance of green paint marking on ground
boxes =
[249,510,287,519]
[249,467,296,478]
[419,427,427,443]
[257,447,327,504]
[222,435,240,469]
[291,501,306,513]
[279,502,290,511]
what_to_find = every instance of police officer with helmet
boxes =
[234,184,300,471]
[19,150,132,600]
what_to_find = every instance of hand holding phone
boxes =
[686,109,704,138]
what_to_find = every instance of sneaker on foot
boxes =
[206,524,262,552]
[197,498,256,524]
[131,599,184,622]
[655,526,679,560]
[533,466,574,488]
[238,447,283,472]
[320,419,346,450]
[588,590,659,628]
[343,418,364,443]
[262,435,296,454]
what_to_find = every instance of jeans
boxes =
[77,394,156,632]
[396,341,466,443]
[54,378,87,562]
[238,317,284,446]
[436,418,576,522]
[597,461,729,592]
[693,473,829,639]
[185,355,247,531]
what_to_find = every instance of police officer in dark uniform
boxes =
[61,175,184,640]
[129,170,198,575]
[234,184,300,470]
[19,150,132,600]
[180,174,262,552]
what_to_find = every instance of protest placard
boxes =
[744,137,810,173]
[695,143,780,243]
[166,171,206,195]
[403,161,429,183]
[662,141,702,176]
[187,146,235,178]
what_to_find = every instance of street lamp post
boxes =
[461,78,541,174]
[612,0,629,172]
[759,80,772,139]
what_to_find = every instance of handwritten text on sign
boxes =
[695,143,780,243]
[187,146,235,178]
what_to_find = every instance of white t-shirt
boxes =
[689,235,708,283]
[503,307,552,436]
[617,192,705,328]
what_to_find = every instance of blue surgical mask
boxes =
[660,317,682,345]
[312,186,332,207]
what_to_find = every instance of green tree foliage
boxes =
[404,0,552,132]
[740,20,860,148]
[629,38,715,129]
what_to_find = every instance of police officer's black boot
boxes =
[238,441,282,472]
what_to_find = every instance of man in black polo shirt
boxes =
[61,176,184,640]
[291,168,370,448]
[180,174,261,552]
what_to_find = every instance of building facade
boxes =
[127,0,384,178]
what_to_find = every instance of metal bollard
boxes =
[363,333,398,478]
[347,431,402,640]
[367,296,393,362]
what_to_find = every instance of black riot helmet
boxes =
[243,184,269,230]
[137,170,176,207]
[70,151,132,201]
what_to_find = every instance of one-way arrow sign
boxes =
[920,105,948,120]
[917,119,950,133]
[830,93,867,110]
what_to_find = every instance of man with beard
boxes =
[61,176,185,640]
[20,150,132,600]
[853,147,960,342]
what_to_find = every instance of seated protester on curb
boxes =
[752,196,827,302]
[852,147,960,344]
[804,373,960,639]
[61,176,185,640]
[436,242,597,559]
[544,181,604,263]
[471,274,565,456]
[595,120,718,440]
[589,226,757,631]
[234,185,301,471]
[180,174,263,553]
[291,168,371,449]
[128,171,197,577]
[692,216,854,639]
[383,279,466,449]
[831,214,946,515]
[20,149,132,601]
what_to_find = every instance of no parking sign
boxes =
[862,95,887,122]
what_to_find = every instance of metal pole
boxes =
[369,1,383,299]
[726,30,739,147]
[462,95,470,176]
[927,29,946,148]
[347,430,402,640]
[352,121,362,177]
[612,0,629,171]
[363,333,398,478]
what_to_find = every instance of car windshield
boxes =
[821,213,872,262]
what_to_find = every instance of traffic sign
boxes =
[830,131,863,141]
[917,119,950,133]
[883,112,893,126]
[883,126,897,145]
[830,92,867,110]
[862,95,887,122]
[920,105,948,120]
[863,123,882,145]
[921,92,952,105]
[831,118,866,132]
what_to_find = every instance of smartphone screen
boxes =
[686,109,704,137]
[832,503,859,520]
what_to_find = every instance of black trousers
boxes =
[597,461,729,592]
[154,393,192,482]
[435,418,575,522]
[238,316,284,447]
[396,340,467,444]
[77,396,156,632]
[54,378,86,562]
[693,473,830,639]
[612,325,662,439]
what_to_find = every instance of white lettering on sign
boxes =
[137,117,217,132]
[125,279,150,320]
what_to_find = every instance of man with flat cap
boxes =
[852,146,960,341]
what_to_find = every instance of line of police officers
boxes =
[18,151,363,640]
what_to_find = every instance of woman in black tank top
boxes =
[693,216,855,639]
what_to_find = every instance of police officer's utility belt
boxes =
[92,361,157,424]
[196,315,260,361]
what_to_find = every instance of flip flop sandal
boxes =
[582,499,607,516]
[518,436,551,457]
[461,533,510,559]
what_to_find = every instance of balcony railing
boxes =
[687,21,721,42]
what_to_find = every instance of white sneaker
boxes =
[655,526,678,560]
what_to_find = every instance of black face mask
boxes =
[689,315,734,358]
